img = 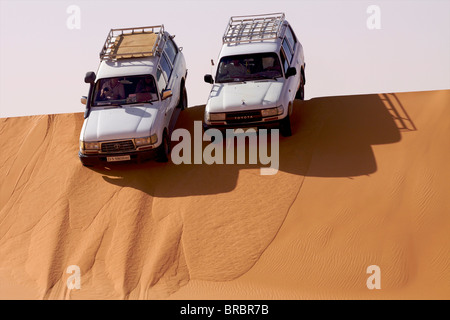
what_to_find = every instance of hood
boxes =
[207,80,283,113]
[82,104,159,141]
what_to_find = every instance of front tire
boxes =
[178,86,188,110]
[295,73,305,100]
[280,114,292,137]
[156,132,170,162]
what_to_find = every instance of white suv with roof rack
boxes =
[203,13,305,137]
[79,25,188,166]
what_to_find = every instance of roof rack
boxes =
[222,13,285,45]
[99,25,164,61]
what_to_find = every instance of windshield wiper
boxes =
[217,77,247,84]
[122,100,153,106]
[94,102,121,107]
[231,78,247,83]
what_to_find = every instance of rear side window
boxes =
[284,26,297,52]
[282,39,293,64]
[164,38,178,65]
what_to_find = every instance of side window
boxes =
[160,53,172,81]
[280,49,289,73]
[282,39,293,65]
[284,26,297,52]
[156,67,167,95]
[164,38,178,65]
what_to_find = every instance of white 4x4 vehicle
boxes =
[79,25,187,166]
[203,13,305,137]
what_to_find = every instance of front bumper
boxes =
[78,148,159,166]
[203,118,282,132]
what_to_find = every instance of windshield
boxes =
[215,52,282,83]
[92,75,158,106]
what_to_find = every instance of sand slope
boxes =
[0,90,449,299]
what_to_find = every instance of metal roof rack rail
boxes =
[99,25,164,61]
[222,13,285,45]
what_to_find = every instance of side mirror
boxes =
[285,67,297,78]
[161,89,173,100]
[204,74,214,84]
[84,71,96,84]
[83,73,96,119]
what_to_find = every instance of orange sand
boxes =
[0,90,449,299]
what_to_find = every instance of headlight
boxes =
[83,141,100,150]
[209,113,226,121]
[261,107,278,117]
[135,134,157,146]
[277,105,284,115]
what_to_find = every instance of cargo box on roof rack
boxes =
[99,25,165,61]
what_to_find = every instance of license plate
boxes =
[107,155,131,162]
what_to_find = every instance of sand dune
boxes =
[0,90,449,299]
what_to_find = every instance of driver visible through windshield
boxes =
[215,52,283,83]
[92,75,158,106]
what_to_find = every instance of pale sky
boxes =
[1,0,449,118]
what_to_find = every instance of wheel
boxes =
[295,72,305,100]
[178,85,188,110]
[280,114,292,137]
[82,163,94,167]
[80,157,94,167]
[156,132,170,162]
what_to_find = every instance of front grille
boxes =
[101,140,135,153]
[226,110,262,124]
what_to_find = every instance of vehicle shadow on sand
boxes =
[90,93,406,198]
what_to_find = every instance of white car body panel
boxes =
[218,41,280,58]
[96,59,157,79]
[207,81,284,113]
[81,105,159,141]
